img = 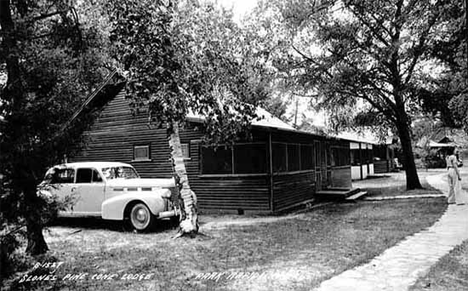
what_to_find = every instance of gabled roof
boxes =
[429,127,468,147]
[65,72,296,132]
[60,69,124,133]
[428,141,457,148]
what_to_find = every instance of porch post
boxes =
[359,143,363,179]
[268,132,274,212]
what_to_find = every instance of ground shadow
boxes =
[48,217,178,233]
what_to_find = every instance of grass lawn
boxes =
[353,169,447,197]
[4,197,447,291]
[409,240,468,291]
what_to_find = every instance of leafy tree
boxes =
[262,94,289,121]
[106,0,268,235]
[413,0,467,131]
[442,1,468,132]
[0,0,107,260]
[253,0,462,189]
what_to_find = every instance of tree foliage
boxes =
[106,0,270,145]
[417,0,467,130]
[0,0,108,263]
[252,0,463,189]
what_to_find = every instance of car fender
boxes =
[101,189,170,220]
[37,189,53,199]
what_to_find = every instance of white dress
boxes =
[446,155,468,205]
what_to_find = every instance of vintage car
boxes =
[38,162,180,231]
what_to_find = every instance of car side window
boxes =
[76,168,93,184]
[92,169,103,183]
[76,168,103,183]
[49,169,75,184]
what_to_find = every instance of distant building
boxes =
[336,131,396,180]
[426,127,468,161]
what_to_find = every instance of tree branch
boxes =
[30,10,63,22]
[291,44,333,78]
[354,91,398,124]
[346,5,391,47]
[403,6,440,85]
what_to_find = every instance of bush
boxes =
[0,189,64,284]
[424,154,447,168]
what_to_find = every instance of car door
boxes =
[72,168,105,216]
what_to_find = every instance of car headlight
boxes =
[160,189,172,198]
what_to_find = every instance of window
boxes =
[181,143,190,159]
[300,145,314,170]
[133,145,150,161]
[373,145,387,161]
[201,146,232,174]
[48,168,75,184]
[201,143,268,175]
[351,149,361,166]
[102,166,139,179]
[273,143,314,173]
[315,142,321,168]
[272,143,287,173]
[331,148,337,166]
[234,144,267,174]
[342,148,350,166]
[92,169,103,182]
[331,147,350,167]
[76,168,93,183]
[365,149,373,164]
[287,144,300,171]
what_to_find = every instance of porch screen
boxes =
[272,143,287,172]
[301,145,314,170]
[201,147,232,174]
[351,149,361,166]
[331,147,350,166]
[234,144,267,174]
[201,143,267,174]
[287,144,300,171]
[364,149,373,164]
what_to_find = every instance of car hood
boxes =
[106,178,176,188]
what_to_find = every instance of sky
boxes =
[216,0,258,23]
[216,0,257,15]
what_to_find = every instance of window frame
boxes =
[132,144,151,162]
[48,168,75,184]
[300,144,315,170]
[272,142,316,175]
[287,143,301,172]
[233,143,268,174]
[74,168,103,184]
[200,142,269,177]
[75,168,94,184]
[200,145,233,175]
[181,143,191,160]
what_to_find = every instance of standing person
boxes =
[446,148,467,205]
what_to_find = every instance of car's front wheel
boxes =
[129,202,154,232]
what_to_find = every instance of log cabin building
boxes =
[67,74,362,214]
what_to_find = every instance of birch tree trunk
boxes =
[168,121,198,235]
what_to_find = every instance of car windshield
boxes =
[102,166,139,179]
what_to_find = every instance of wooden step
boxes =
[315,188,361,200]
[345,191,368,202]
